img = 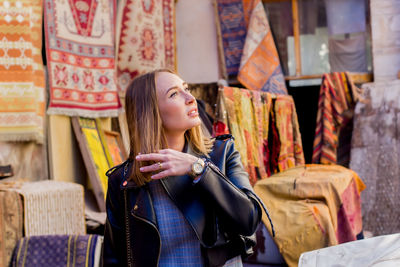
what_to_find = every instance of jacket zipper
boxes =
[131,212,161,267]
[124,189,133,267]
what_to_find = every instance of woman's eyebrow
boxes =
[165,86,179,95]
[165,82,188,95]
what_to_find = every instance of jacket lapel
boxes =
[131,184,157,226]
[159,144,216,247]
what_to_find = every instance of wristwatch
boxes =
[189,158,206,178]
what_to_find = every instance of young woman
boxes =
[103,69,264,266]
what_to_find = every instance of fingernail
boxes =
[151,175,155,179]
[136,155,141,159]
[140,167,144,171]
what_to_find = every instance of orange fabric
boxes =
[312,73,356,164]
[0,0,45,143]
[238,0,287,94]
[239,32,280,89]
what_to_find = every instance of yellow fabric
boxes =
[274,95,305,172]
[254,164,365,267]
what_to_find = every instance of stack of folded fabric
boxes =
[15,181,86,236]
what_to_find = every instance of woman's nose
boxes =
[185,92,195,105]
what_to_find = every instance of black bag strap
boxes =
[246,190,275,237]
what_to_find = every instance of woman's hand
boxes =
[135,149,199,179]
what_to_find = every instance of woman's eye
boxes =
[184,87,190,92]
[169,91,177,98]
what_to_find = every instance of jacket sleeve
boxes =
[102,170,127,266]
[195,139,261,236]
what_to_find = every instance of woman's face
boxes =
[155,72,201,134]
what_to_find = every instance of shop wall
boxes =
[0,142,47,181]
[176,0,221,83]
[371,0,400,81]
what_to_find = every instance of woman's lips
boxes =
[188,109,199,117]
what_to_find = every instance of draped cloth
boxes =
[214,86,304,185]
[328,34,368,73]
[254,164,366,267]
[117,0,175,92]
[238,0,287,94]
[0,189,23,267]
[312,72,358,165]
[214,0,247,77]
[265,103,281,176]
[11,235,103,267]
[45,0,121,118]
[215,0,287,94]
[0,0,45,143]
[216,87,257,183]
[275,95,305,171]
[15,181,86,236]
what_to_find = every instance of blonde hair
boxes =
[125,69,212,186]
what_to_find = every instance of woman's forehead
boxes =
[156,72,184,92]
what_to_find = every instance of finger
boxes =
[151,169,173,180]
[139,162,166,173]
[158,149,173,154]
[135,153,166,162]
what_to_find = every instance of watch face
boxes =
[193,162,203,174]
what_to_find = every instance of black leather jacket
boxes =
[102,136,263,267]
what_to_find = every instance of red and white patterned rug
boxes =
[116,0,175,92]
[45,0,121,117]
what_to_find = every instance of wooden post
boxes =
[292,0,301,76]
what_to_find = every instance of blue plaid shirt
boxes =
[149,180,242,267]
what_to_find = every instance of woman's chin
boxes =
[187,118,202,129]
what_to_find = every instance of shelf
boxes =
[285,72,373,84]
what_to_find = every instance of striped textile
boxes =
[0,0,45,143]
[312,73,356,164]
[11,235,103,267]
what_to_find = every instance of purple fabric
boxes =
[324,0,366,35]
[11,235,99,267]
[216,0,247,76]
